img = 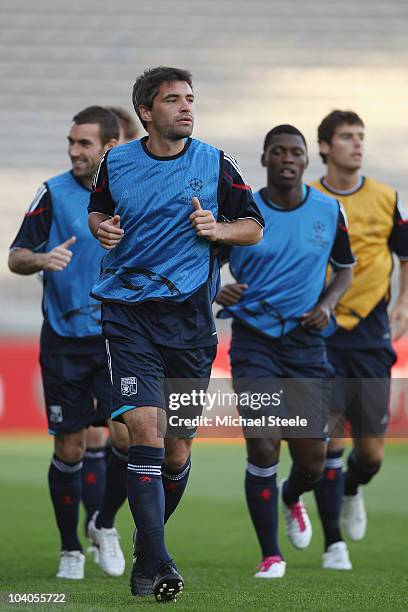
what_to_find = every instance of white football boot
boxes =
[254,556,286,578]
[56,550,85,579]
[280,479,312,549]
[87,512,125,577]
[341,489,367,541]
[86,544,100,564]
[322,541,352,570]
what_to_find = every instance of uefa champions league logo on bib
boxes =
[189,178,203,192]
[121,377,138,396]
[308,220,329,248]
[181,177,211,205]
[313,221,325,236]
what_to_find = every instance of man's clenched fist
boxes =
[44,236,76,271]
[96,215,124,249]
[189,197,219,242]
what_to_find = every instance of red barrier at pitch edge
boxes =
[0,337,407,434]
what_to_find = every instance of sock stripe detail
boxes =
[247,461,279,478]
[324,457,343,469]
[127,464,162,476]
[162,461,191,481]
[112,446,129,462]
[84,450,106,459]
[52,457,83,474]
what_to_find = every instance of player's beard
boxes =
[164,120,194,141]
[71,159,98,181]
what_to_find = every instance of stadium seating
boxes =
[1,0,407,331]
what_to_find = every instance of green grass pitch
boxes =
[0,437,407,611]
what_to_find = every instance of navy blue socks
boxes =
[314,449,344,549]
[127,445,171,575]
[48,454,82,551]
[344,449,381,496]
[162,457,191,524]
[283,464,322,506]
[96,447,128,529]
[81,446,106,529]
[245,462,282,559]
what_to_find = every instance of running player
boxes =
[88,66,264,602]
[311,110,408,569]
[215,125,354,578]
[8,106,126,580]
[83,105,139,554]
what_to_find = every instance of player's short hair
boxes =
[72,106,119,145]
[317,110,364,163]
[106,106,139,141]
[132,66,193,129]
[263,125,307,152]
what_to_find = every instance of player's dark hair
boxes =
[263,125,307,152]
[132,66,193,129]
[318,110,364,163]
[106,106,139,141]
[72,106,119,145]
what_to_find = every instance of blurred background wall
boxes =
[1,0,408,333]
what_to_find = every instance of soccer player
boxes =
[215,125,354,578]
[311,110,408,569]
[82,105,138,547]
[8,106,127,580]
[88,66,264,602]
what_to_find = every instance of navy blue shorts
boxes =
[327,344,397,436]
[40,352,111,435]
[230,322,332,438]
[103,319,217,434]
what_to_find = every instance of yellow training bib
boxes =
[310,177,396,330]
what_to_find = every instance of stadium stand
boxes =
[1,0,408,333]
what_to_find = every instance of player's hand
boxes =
[97,215,124,249]
[189,197,218,242]
[215,283,248,307]
[44,236,76,271]
[390,298,408,341]
[301,303,331,330]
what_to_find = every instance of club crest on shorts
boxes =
[121,377,138,396]
[49,405,63,423]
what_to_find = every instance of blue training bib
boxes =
[219,186,340,337]
[44,171,105,337]
[91,138,221,304]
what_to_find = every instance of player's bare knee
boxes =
[164,454,189,472]
[122,406,165,446]
[310,453,326,480]
[85,426,106,448]
[355,447,384,467]
[126,427,163,447]
[309,464,324,482]
[328,437,345,453]
[246,438,279,467]
[109,421,129,454]
[165,438,193,470]
[296,453,325,483]
[298,463,323,486]
[54,432,86,463]
[56,444,84,464]
[354,437,385,466]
